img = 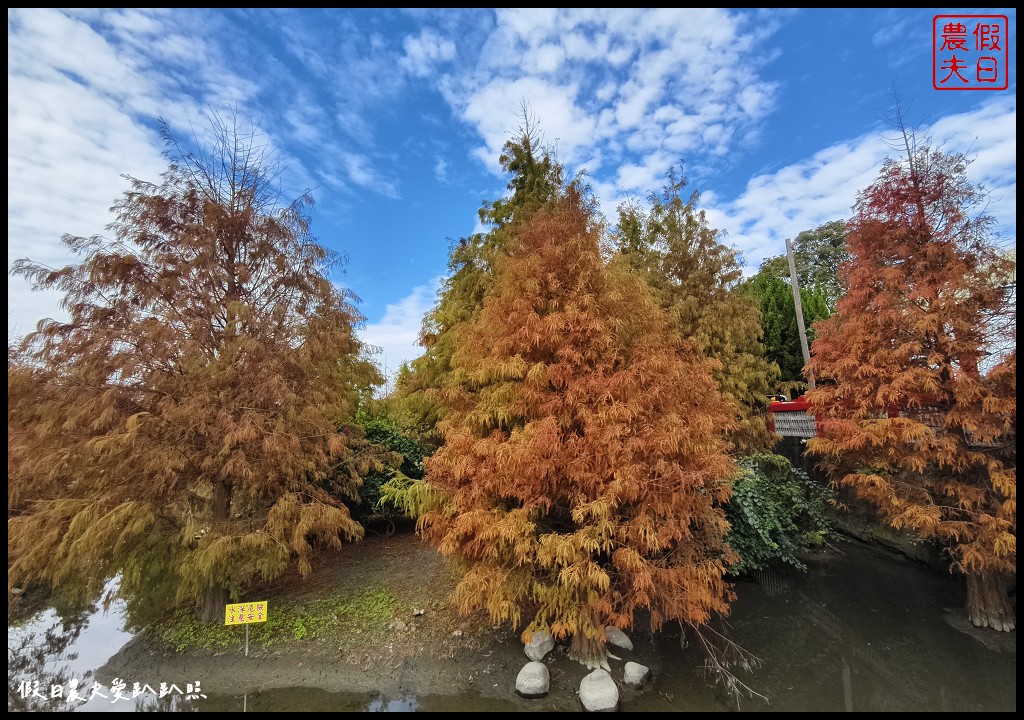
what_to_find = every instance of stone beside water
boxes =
[623,661,650,689]
[579,668,619,711]
[524,630,555,661]
[516,661,550,698]
[604,626,633,651]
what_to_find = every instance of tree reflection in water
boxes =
[8,606,89,712]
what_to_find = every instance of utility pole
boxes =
[787,237,816,391]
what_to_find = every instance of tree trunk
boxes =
[569,630,609,670]
[211,479,231,525]
[966,570,1015,632]
[200,585,228,623]
[199,480,232,623]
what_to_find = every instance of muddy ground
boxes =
[96,530,675,711]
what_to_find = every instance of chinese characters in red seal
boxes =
[934,15,1009,90]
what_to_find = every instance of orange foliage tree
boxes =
[806,140,1016,631]
[8,116,381,622]
[420,188,738,667]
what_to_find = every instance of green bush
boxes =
[357,417,428,520]
[725,452,835,574]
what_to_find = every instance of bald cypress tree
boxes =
[8,116,381,622]
[807,140,1016,631]
[395,110,565,442]
[421,188,737,667]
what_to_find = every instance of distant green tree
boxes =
[354,416,428,525]
[759,220,849,312]
[744,274,831,385]
[480,104,566,231]
[388,362,442,450]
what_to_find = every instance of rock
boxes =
[412,608,426,616]
[524,630,555,661]
[451,630,463,638]
[579,668,619,711]
[515,661,550,699]
[623,661,650,689]
[390,619,408,632]
[604,626,633,651]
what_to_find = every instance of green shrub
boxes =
[357,418,428,520]
[725,452,835,573]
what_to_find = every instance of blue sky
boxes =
[7,8,1017,386]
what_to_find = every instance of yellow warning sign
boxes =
[225,601,268,625]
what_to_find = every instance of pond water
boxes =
[8,539,1016,712]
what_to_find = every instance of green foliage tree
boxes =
[421,188,738,669]
[725,453,835,574]
[806,137,1016,631]
[479,104,566,231]
[759,220,849,312]
[745,273,831,386]
[614,175,779,451]
[8,115,382,623]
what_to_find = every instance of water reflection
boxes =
[8,611,86,712]
[368,695,418,712]
[9,582,144,713]
[693,540,1016,712]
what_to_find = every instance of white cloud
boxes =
[616,153,672,194]
[929,97,1017,246]
[495,7,558,42]
[285,102,329,147]
[7,9,408,340]
[456,76,600,172]
[441,8,782,198]
[339,151,400,199]
[6,9,311,341]
[703,97,1017,271]
[532,43,566,74]
[562,31,610,63]
[360,276,444,386]
[434,156,449,183]
[104,8,164,35]
[399,28,457,77]
[7,9,175,340]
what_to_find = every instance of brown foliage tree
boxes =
[8,115,381,622]
[421,188,738,667]
[806,139,1016,631]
